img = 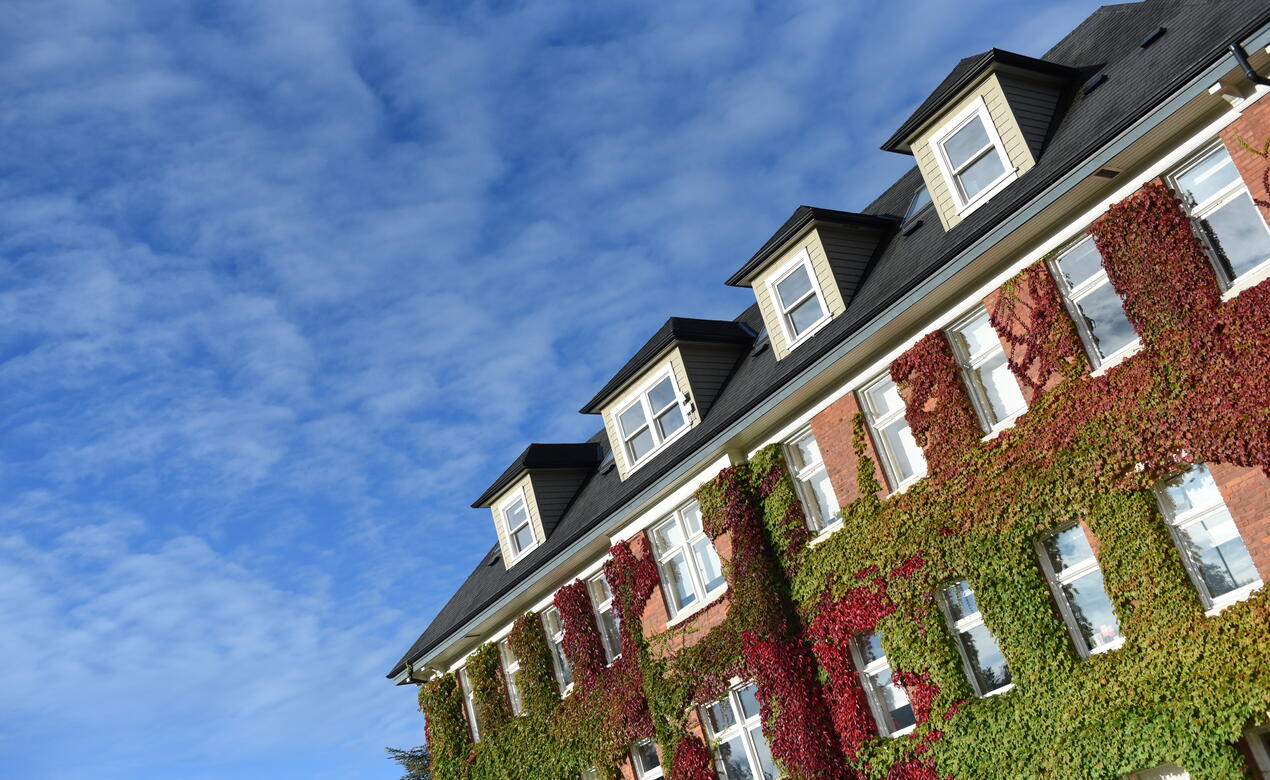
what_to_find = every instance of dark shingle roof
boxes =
[471,443,603,508]
[578,317,755,414]
[390,0,1270,679]
[725,206,898,287]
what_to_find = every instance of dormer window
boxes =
[931,99,1014,214]
[499,489,538,560]
[769,249,830,346]
[616,371,688,466]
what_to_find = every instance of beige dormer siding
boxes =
[488,473,547,568]
[753,229,847,360]
[601,348,696,480]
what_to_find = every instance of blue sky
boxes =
[0,1,1107,778]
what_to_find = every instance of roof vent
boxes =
[1092,167,1120,180]
[750,326,771,356]
[1139,27,1166,49]
[598,450,616,474]
[1082,73,1108,96]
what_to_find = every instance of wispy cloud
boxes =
[0,0,1104,777]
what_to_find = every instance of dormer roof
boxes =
[579,317,755,415]
[472,442,602,508]
[881,49,1080,155]
[725,206,897,288]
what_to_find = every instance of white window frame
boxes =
[1047,235,1141,370]
[945,306,1027,434]
[497,637,523,717]
[699,679,779,780]
[850,631,915,738]
[612,367,692,471]
[765,248,832,350]
[937,580,1013,698]
[1169,140,1270,296]
[631,740,664,779]
[541,605,574,696]
[650,500,727,623]
[1153,464,1263,614]
[929,97,1017,217]
[587,572,622,664]
[1247,722,1270,780]
[1036,524,1124,658]
[858,371,927,492]
[498,487,539,563]
[457,666,481,741]
[784,426,840,536]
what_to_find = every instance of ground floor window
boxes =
[700,681,779,779]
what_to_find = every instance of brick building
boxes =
[390,3,1270,778]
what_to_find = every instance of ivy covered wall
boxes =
[417,161,1270,779]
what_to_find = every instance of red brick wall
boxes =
[1220,95,1270,228]
[810,391,889,499]
[1210,463,1270,582]
[637,529,735,657]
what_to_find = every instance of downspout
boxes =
[1229,43,1270,87]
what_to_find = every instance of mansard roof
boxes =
[390,0,1270,679]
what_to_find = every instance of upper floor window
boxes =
[701,681,779,779]
[931,99,1013,213]
[786,428,840,534]
[1037,524,1122,657]
[541,605,573,694]
[588,573,622,663]
[768,249,830,347]
[1171,142,1270,290]
[859,372,927,490]
[946,307,1026,432]
[851,630,916,736]
[617,371,689,467]
[650,501,725,619]
[631,740,663,779]
[457,666,480,741]
[1155,464,1262,612]
[1049,236,1138,367]
[497,638,523,716]
[499,489,538,561]
[938,580,1011,697]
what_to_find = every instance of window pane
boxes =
[692,537,725,593]
[511,522,536,553]
[736,684,761,719]
[865,378,904,418]
[552,641,573,687]
[957,150,1008,199]
[787,294,826,336]
[628,428,656,461]
[651,520,684,557]
[1044,525,1095,573]
[775,264,814,308]
[718,736,755,780]
[705,697,736,733]
[1062,568,1121,651]
[807,469,839,529]
[647,377,678,412]
[967,352,1025,423]
[1074,282,1137,358]
[1056,238,1105,288]
[504,499,528,529]
[662,552,697,611]
[881,417,925,481]
[959,622,1012,693]
[943,580,978,623]
[655,404,686,439]
[1176,510,1259,598]
[789,433,822,472]
[587,575,612,604]
[748,724,778,780]
[633,742,661,774]
[855,632,886,665]
[1158,465,1225,517]
[872,666,915,731]
[597,608,623,660]
[618,403,647,437]
[543,608,563,636]
[681,503,703,535]
[943,116,991,169]
[1202,191,1270,280]
[952,311,1001,357]
[1176,146,1239,205]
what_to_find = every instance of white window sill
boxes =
[806,520,844,548]
[664,585,728,629]
[1085,636,1126,657]
[1203,581,1263,617]
[981,682,1014,698]
[1089,340,1143,378]
[953,169,1019,220]
[887,724,917,738]
[980,413,1023,442]
[1221,261,1270,302]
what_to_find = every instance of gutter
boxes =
[392,16,1270,680]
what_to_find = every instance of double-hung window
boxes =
[498,638,523,716]
[631,740,664,779]
[932,98,1014,212]
[938,580,1011,696]
[851,631,915,737]
[701,681,779,779]
[859,373,927,490]
[768,249,829,346]
[946,307,1026,432]
[1171,142,1270,291]
[1037,524,1122,656]
[650,501,725,619]
[457,666,480,741]
[616,371,689,467]
[785,428,840,534]
[588,573,622,663]
[1049,236,1138,367]
[500,490,538,561]
[541,605,573,694]
[1154,464,1261,612]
